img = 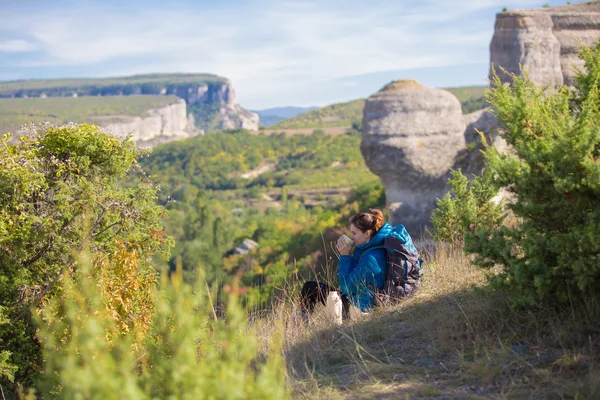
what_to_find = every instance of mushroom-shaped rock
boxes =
[361,80,466,234]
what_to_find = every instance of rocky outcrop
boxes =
[490,2,600,87]
[232,239,259,255]
[0,74,260,132]
[452,107,504,177]
[99,99,199,148]
[213,85,260,130]
[361,80,467,234]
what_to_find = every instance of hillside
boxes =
[137,128,381,285]
[0,95,182,135]
[270,99,365,130]
[271,85,488,130]
[253,106,318,126]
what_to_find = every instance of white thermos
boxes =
[326,291,343,325]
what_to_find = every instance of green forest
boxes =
[140,128,383,297]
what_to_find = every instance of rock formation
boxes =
[0,74,260,132]
[490,2,600,87]
[452,107,504,177]
[232,239,260,255]
[99,99,199,148]
[213,84,260,131]
[361,80,466,234]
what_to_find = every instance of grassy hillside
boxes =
[0,73,226,95]
[0,95,181,134]
[445,85,489,113]
[271,85,489,130]
[270,99,365,130]
[144,129,376,192]
[273,244,600,398]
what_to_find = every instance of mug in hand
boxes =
[340,234,353,246]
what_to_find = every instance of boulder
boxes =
[361,80,466,234]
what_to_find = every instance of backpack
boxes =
[365,236,423,306]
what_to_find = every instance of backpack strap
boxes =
[357,245,385,262]
[357,246,387,292]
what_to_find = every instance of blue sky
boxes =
[0,0,586,109]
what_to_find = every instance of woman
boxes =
[300,208,417,316]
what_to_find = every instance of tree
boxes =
[0,123,171,391]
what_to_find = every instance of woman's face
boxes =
[350,223,371,246]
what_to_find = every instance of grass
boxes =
[0,95,181,134]
[251,242,600,399]
[271,85,489,130]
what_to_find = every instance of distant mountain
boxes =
[252,106,317,126]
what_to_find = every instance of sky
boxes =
[0,0,588,109]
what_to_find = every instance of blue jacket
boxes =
[338,222,417,311]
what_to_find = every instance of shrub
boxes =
[35,259,288,399]
[435,43,600,306]
[431,169,503,245]
[0,123,171,391]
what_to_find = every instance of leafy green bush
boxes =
[0,123,171,391]
[433,43,600,306]
[431,169,503,245]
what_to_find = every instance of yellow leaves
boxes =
[95,243,157,340]
[274,219,302,234]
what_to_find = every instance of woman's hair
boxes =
[349,208,385,236]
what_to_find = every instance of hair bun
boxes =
[368,209,385,231]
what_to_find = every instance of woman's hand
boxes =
[336,236,352,256]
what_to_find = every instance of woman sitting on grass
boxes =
[300,208,419,318]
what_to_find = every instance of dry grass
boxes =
[251,241,600,399]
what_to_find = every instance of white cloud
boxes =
[0,0,588,108]
[0,39,37,52]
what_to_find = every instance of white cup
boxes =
[340,234,353,246]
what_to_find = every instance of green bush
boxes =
[0,123,171,391]
[431,169,504,245]
[35,260,288,399]
[434,43,600,306]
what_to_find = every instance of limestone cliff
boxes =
[490,2,600,87]
[99,99,199,148]
[0,74,260,132]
